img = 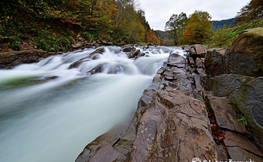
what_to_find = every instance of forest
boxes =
[0,0,263,51]
[164,0,263,46]
[0,0,163,52]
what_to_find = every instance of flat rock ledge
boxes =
[0,49,65,69]
[76,46,263,162]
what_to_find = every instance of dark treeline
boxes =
[0,0,163,52]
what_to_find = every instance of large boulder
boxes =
[204,48,226,76]
[232,77,263,150]
[190,44,207,58]
[204,74,255,97]
[225,28,263,76]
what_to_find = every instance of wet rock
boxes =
[127,90,217,161]
[134,53,145,60]
[189,57,195,66]
[225,28,263,76]
[164,67,187,80]
[195,57,203,68]
[69,48,105,69]
[77,50,263,162]
[76,122,131,162]
[190,47,196,56]
[224,131,263,161]
[79,90,217,162]
[182,45,191,52]
[190,44,207,58]
[152,67,165,83]
[108,65,123,74]
[204,48,226,76]
[205,96,247,134]
[89,47,105,59]
[101,41,113,46]
[193,74,203,92]
[117,42,125,46]
[128,50,141,59]
[0,49,47,69]
[123,45,136,53]
[87,64,107,75]
[167,53,186,68]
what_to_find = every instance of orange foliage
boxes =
[146,30,161,45]
[68,0,78,10]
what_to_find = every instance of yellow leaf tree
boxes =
[183,10,212,44]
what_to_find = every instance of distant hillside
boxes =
[154,30,167,39]
[212,18,236,30]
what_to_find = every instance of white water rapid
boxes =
[0,46,186,162]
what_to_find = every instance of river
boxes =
[0,46,186,162]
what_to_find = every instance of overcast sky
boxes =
[139,0,251,30]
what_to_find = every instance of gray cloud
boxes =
[139,0,250,30]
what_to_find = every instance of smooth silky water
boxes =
[0,46,186,162]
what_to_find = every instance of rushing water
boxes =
[0,46,186,162]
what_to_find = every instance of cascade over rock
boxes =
[76,44,263,161]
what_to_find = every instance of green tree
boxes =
[236,0,263,22]
[114,0,147,43]
[165,12,188,45]
[183,10,212,44]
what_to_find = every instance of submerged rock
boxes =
[69,48,105,69]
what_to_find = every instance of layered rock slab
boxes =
[205,74,263,150]
[77,90,217,162]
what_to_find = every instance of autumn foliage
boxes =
[183,11,212,44]
[237,0,263,22]
[146,30,164,45]
[0,0,163,51]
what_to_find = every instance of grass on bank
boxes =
[205,18,263,48]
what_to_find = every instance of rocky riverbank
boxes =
[76,28,263,161]
[0,34,153,69]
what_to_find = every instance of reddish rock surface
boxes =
[76,45,263,162]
